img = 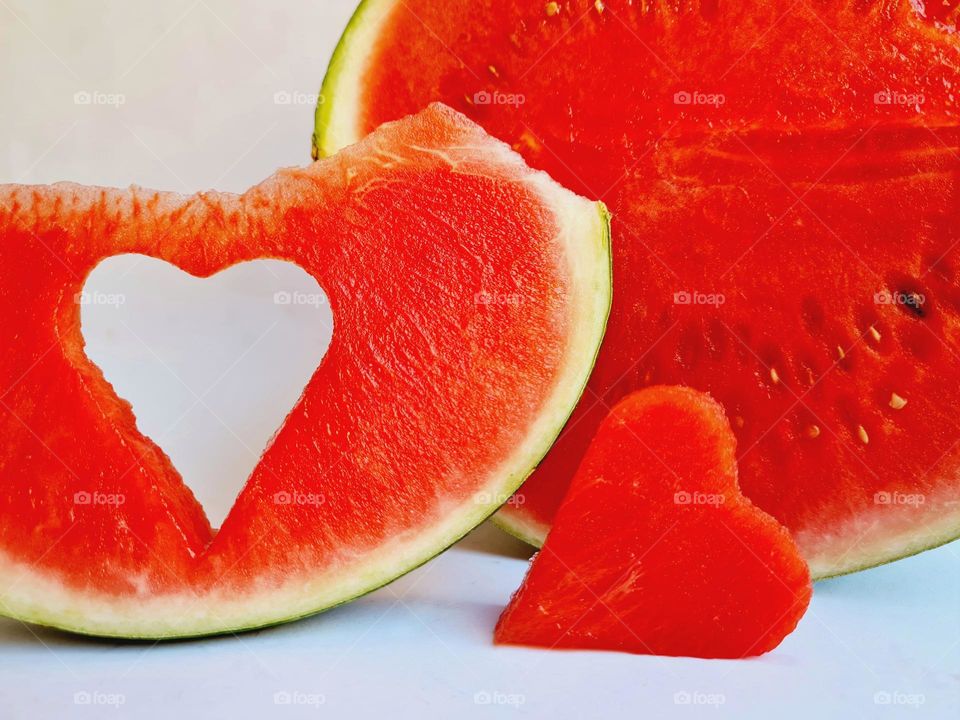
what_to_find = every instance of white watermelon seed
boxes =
[889,393,907,410]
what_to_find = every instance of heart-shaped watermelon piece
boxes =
[495,386,812,659]
[0,104,611,638]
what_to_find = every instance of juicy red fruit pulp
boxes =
[340,0,960,573]
[495,386,812,659]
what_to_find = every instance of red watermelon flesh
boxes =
[494,386,812,659]
[0,104,611,638]
[317,0,960,576]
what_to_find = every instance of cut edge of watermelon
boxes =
[314,0,397,160]
[798,498,960,580]
[490,507,550,549]
[0,120,612,639]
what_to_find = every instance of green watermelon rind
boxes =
[314,0,960,582]
[314,0,398,160]
[0,119,612,638]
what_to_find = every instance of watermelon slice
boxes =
[494,386,812,659]
[317,0,960,577]
[0,104,611,638]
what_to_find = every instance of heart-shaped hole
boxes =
[80,254,332,528]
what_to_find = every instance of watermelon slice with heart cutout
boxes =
[317,0,960,578]
[0,104,611,638]
[495,386,812,659]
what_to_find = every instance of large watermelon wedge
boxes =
[0,104,611,638]
[316,0,960,578]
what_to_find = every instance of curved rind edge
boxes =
[314,0,394,159]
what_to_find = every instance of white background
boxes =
[0,2,958,718]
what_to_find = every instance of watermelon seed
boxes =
[868,326,882,343]
[836,345,846,360]
[899,291,926,318]
[769,367,780,384]
[806,425,821,439]
[488,65,500,78]
[595,0,606,12]
[889,393,908,410]
[545,2,560,17]
[857,425,870,445]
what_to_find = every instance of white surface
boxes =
[0,2,957,718]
